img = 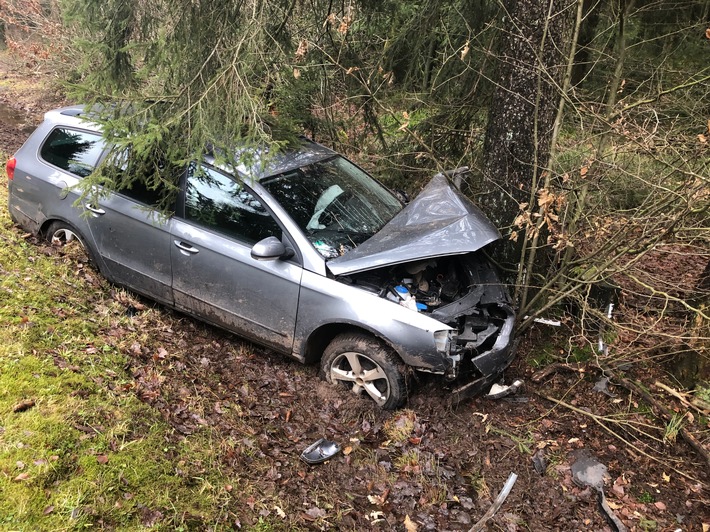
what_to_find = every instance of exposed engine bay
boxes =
[336,251,514,380]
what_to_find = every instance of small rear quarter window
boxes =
[40,128,105,178]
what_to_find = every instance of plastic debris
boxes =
[469,472,518,532]
[593,376,617,397]
[300,438,341,465]
[571,450,627,532]
[487,379,523,399]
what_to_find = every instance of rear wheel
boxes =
[46,221,85,249]
[320,333,407,409]
[45,221,98,269]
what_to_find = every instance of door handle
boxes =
[85,204,105,216]
[174,240,200,255]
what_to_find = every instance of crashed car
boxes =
[6,105,515,409]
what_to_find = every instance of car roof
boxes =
[43,105,336,180]
[43,105,100,131]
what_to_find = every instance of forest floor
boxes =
[1,51,708,531]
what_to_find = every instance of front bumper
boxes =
[445,303,517,403]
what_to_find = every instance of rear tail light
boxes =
[6,157,16,180]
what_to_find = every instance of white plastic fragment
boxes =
[487,379,523,399]
[468,472,518,532]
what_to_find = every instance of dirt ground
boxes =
[1,55,708,531]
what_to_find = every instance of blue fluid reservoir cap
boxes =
[395,285,408,295]
[416,302,427,311]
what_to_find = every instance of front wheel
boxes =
[320,333,407,409]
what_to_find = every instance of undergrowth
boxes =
[0,167,242,530]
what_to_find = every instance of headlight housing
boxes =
[433,329,454,354]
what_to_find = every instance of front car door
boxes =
[170,164,302,353]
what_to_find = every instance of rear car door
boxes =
[170,164,302,352]
[83,180,174,306]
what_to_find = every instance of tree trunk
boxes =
[482,0,574,266]
[606,0,635,117]
[570,0,601,86]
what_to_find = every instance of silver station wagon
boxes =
[6,105,516,409]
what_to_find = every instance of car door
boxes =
[84,181,174,306]
[170,164,302,353]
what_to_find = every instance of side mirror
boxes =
[251,236,294,261]
[394,189,409,204]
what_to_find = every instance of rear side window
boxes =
[39,128,105,178]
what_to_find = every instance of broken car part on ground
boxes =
[6,105,515,409]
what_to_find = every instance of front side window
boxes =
[39,128,105,178]
[261,156,402,258]
[184,164,281,245]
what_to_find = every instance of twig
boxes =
[469,472,518,532]
[654,381,710,417]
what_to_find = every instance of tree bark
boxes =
[482,0,574,265]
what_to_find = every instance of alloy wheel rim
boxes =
[329,351,390,406]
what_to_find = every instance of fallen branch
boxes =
[603,369,710,470]
[654,381,710,417]
[540,393,699,483]
[468,472,518,532]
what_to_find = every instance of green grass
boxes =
[0,168,238,529]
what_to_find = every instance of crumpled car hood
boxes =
[327,174,501,275]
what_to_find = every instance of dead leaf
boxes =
[12,399,35,413]
[274,505,286,518]
[43,505,55,515]
[293,68,301,79]
[14,472,30,481]
[97,454,109,464]
[580,166,589,177]
[706,28,710,39]
[304,506,326,520]
[404,514,418,531]
[460,41,470,61]
[294,39,308,60]
[654,501,667,511]
[662,472,671,482]
[343,445,353,456]
[698,133,707,144]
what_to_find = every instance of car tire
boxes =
[320,333,407,409]
[45,221,97,266]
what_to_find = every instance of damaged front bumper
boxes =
[443,303,517,403]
